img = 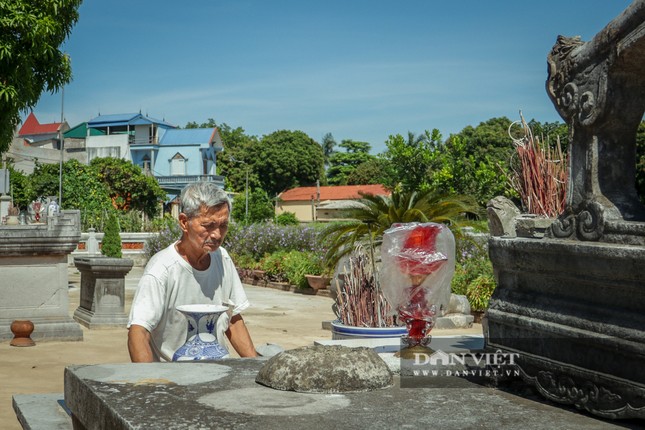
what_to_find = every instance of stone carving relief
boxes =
[520,367,645,419]
[544,4,645,241]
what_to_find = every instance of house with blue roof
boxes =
[85,113,175,162]
[85,113,225,195]
[131,127,225,194]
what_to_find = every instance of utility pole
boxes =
[58,84,65,209]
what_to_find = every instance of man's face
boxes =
[179,204,230,256]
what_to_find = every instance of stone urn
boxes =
[10,320,35,347]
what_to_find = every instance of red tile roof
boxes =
[18,112,63,136]
[279,184,390,202]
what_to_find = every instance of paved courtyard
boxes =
[1,265,482,429]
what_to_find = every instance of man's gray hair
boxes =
[180,182,231,218]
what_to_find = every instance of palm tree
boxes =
[320,188,481,270]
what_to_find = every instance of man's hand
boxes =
[225,314,258,357]
[128,324,154,362]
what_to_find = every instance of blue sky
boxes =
[32,0,633,154]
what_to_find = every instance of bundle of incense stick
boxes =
[508,112,568,218]
[335,248,395,327]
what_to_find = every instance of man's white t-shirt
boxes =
[127,242,250,361]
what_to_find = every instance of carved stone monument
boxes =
[0,210,83,341]
[73,257,133,329]
[486,0,645,419]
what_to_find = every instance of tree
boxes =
[90,157,166,218]
[230,188,275,224]
[321,132,336,168]
[26,159,113,228]
[381,130,441,192]
[455,117,514,162]
[101,211,123,258]
[5,162,31,208]
[320,189,481,269]
[214,122,260,193]
[253,130,324,197]
[346,158,394,186]
[185,118,217,129]
[326,139,374,185]
[0,0,82,154]
[427,118,516,206]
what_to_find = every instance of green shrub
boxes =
[229,252,257,270]
[451,239,496,312]
[275,212,299,226]
[117,210,143,232]
[466,274,497,311]
[282,251,324,289]
[101,212,122,258]
[259,251,289,283]
[147,214,178,232]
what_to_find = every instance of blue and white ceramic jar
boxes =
[172,304,229,361]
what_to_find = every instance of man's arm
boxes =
[225,314,258,357]
[128,324,155,362]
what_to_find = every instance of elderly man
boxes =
[128,181,257,361]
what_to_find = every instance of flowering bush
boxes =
[224,222,327,261]
[144,219,182,261]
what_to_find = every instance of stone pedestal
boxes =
[0,210,83,341]
[487,236,645,419]
[0,194,11,221]
[73,257,133,329]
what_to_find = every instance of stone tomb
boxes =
[60,360,626,430]
[0,210,83,341]
[487,0,645,420]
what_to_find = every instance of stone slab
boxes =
[12,393,71,430]
[63,360,633,430]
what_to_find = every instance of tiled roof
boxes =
[279,184,390,202]
[18,112,63,136]
[88,113,175,129]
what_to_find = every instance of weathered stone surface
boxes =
[514,214,553,238]
[0,210,83,341]
[487,3,645,420]
[486,196,521,237]
[434,313,474,330]
[73,257,134,329]
[546,0,645,240]
[487,236,645,419]
[59,361,630,430]
[447,293,471,315]
[255,345,393,393]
